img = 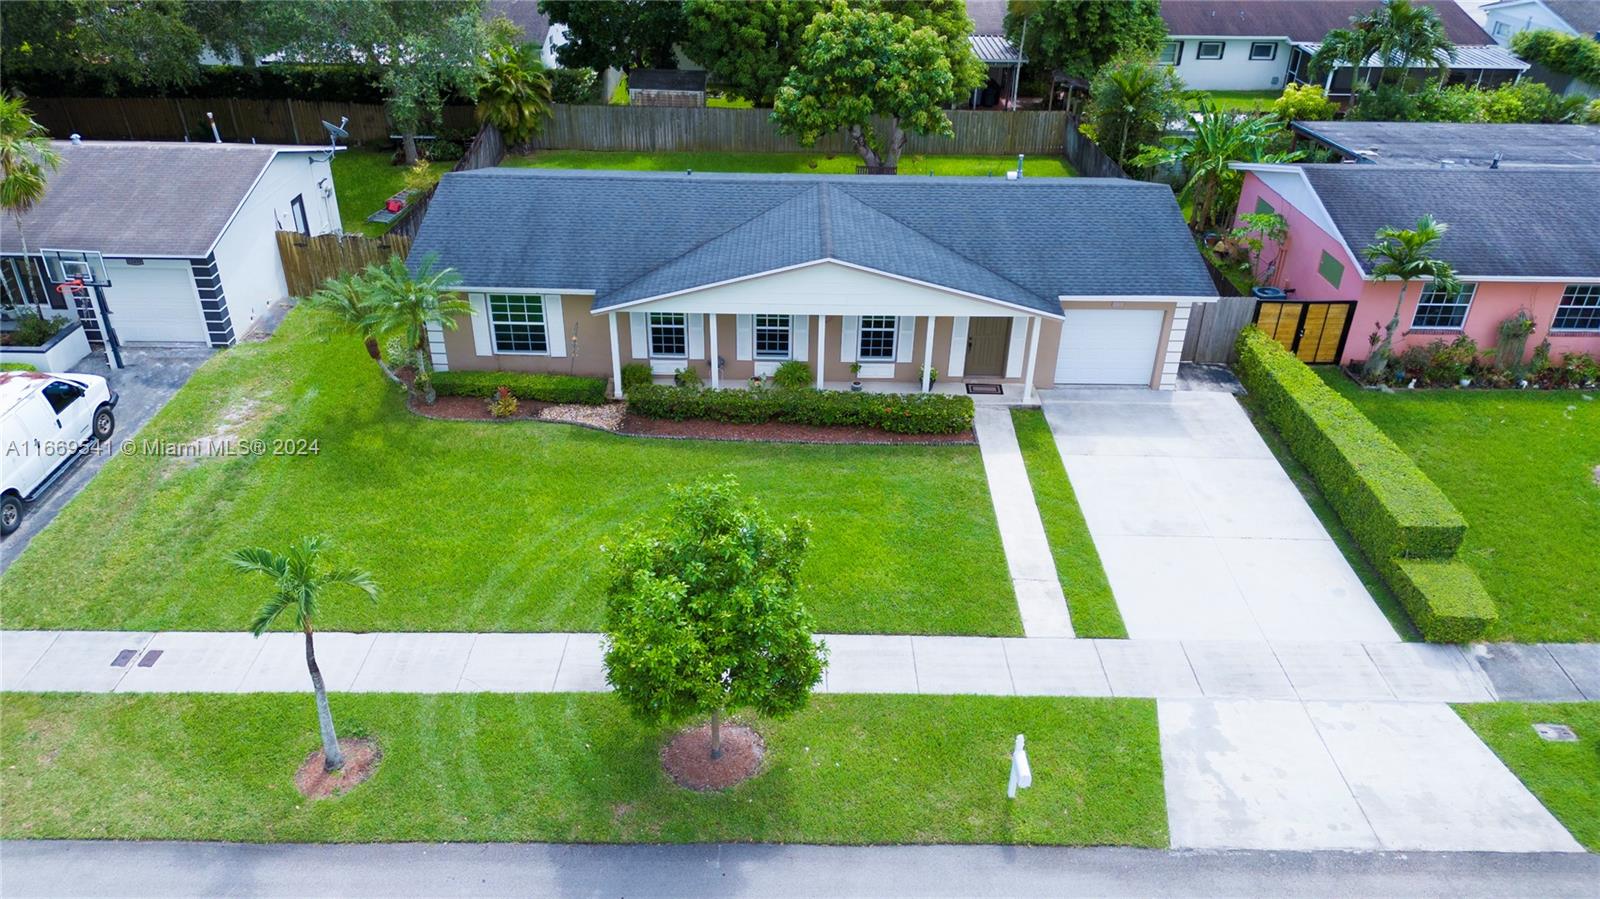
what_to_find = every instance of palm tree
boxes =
[1312,0,1456,95]
[232,537,378,773]
[1362,215,1459,380]
[1140,102,1303,233]
[301,272,383,362]
[1088,54,1184,176]
[0,94,63,268]
[359,253,471,404]
[475,38,553,147]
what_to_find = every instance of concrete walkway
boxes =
[5,630,1595,702]
[971,406,1074,637]
[1041,390,1397,643]
[7,841,1599,899]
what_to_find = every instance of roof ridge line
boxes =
[818,183,833,257]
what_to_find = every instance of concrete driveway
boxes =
[1041,389,1397,643]
[0,347,212,573]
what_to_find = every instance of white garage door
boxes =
[1054,308,1165,386]
[101,259,208,344]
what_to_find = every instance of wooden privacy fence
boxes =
[275,232,412,298]
[390,123,507,239]
[27,97,475,145]
[1062,114,1127,180]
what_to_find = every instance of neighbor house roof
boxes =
[485,0,550,45]
[407,169,1218,316]
[966,0,1009,35]
[1292,165,1600,278]
[627,69,708,93]
[0,141,318,258]
[1290,40,1528,70]
[1544,0,1600,36]
[1160,0,1491,42]
[1291,121,1600,167]
[969,34,1024,64]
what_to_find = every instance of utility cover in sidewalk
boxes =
[110,649,137,668]
[1534,723,1579,742]
[137,650,163,668]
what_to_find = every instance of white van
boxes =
[0,371,117,535]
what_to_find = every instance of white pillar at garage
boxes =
[920,315,936,392]
[815,313,827,389]
[1022,315,1041,404]
[608,312,623,399]
[708,312,720,388]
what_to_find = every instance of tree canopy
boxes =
[538,0,687,72]
[1,0,204,90]
[1311,0,1455,90]
[1086,53,1184,177]
[1003,0,1165,82]
[680,0,827,105]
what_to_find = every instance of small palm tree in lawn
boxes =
[0,94,63,262]
[232,537,378,773]
[301,272,383,362]
[476,37,554,147]
[360,253,471,404]
[1363,215,1459,381]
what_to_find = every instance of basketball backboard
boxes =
[39,249,111,287]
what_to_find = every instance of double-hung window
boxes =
[649,312,688,357]
[858,316,897,361]
[1553,284,1600,331]
[754,314,791,359]
[1411,282,1476,330]
[488,294,547,353]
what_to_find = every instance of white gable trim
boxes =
[204,148,326,257]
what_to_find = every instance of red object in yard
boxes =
[385,197,405,213]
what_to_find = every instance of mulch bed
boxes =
[661,723,766,791]
[409,394,552,421]
[619,413,975,445]
[294,738,381,800]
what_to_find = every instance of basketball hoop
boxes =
[55,278,85,295]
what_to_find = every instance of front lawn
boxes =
[1011,410,1125,638]
[0,693,1167,846]
[0,307,1018,635]
[503,150,1075,178]
[1456,703,1600,851]
[329,150,450,237]
[1323,372,1600,642]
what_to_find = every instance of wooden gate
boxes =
[1253,301,1355,364]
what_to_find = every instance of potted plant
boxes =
[849,361,862,392]
[921,366,939,390]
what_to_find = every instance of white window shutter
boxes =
[735,314,753,361]
[947,316,969,377]
[896,316,915,363]
[469,293,493,356]
[841,316,858,363]
[544,295,566,357]
[687,313,705,359]
[629,312,648,358]
[792,315,809,362]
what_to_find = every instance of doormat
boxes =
[965,383,1004,395]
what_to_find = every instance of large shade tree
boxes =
[680,0,827,106]
[1311,0,1456,96]
[772,0,985,171]
[1362,215,1459,380]
[604,476,825,761]
[0,95,63,261]
[1,0,203,91]
[538,0,687,72]
[232,537,378,773]
[1003,0,1165,82]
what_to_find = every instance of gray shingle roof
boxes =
[406,169,1217,316]
[1292,122,1600,167]
[0,141,297,257]
[1160,1,1490,42]
[1299,165,1600,278]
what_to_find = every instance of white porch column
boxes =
[708,312,720,388]
[815,314,827,389]
[608,312,624,399]
[920,315,936,392]
[1022,315,1042,404]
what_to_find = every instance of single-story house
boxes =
[406,169,1218,397]
[966,0,1027,108]
[1230,162,1600,364]
[0,140,340,347]
[1159,1,1524,95]
[1482,0,1600,96]
[626,69,708,107]
[1290,120,1600,167]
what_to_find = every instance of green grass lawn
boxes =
[503,150,1074,178]
[0,307,1017,636]
[1189,90,1282,113]
[1011,409,1125,639]
[1322,371,1600,642]
[0,693,1167,846]
[329,150,450,237]
[1456,703,1600,850]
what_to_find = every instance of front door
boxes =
[1253,301,1354,364]
[965,317,1011,377]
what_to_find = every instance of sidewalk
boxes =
[4,630,1594,702]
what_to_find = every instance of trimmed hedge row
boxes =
[626,384,975,435]
[1235,326,1495,641]
[431,371,608,406]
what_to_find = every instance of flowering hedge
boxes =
[626,384,974,435]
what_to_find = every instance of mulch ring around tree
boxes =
[661,723,766,791]
[294,738,381,800]
[619,413,975,445]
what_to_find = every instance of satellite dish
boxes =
[322,117,349,140]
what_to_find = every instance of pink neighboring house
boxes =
[1230,163,1600,365]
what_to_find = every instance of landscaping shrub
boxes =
[673,367,703,388]
[0,310,69,347]
[550,67,601,105]
[626,384,974,435]
[772,360,812,390]
[1422,336,1478,385]
[1390,558,1498,643]
[486,386,519,418]
[431,370,607,405]
[0,362,39,372]
[620,362,653,391]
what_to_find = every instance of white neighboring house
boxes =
[1482,0,1600,96]
[0,140,339,348]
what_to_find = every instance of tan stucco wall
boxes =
[441,295,613,378]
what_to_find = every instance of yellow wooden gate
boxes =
[1253,301,1354,364]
